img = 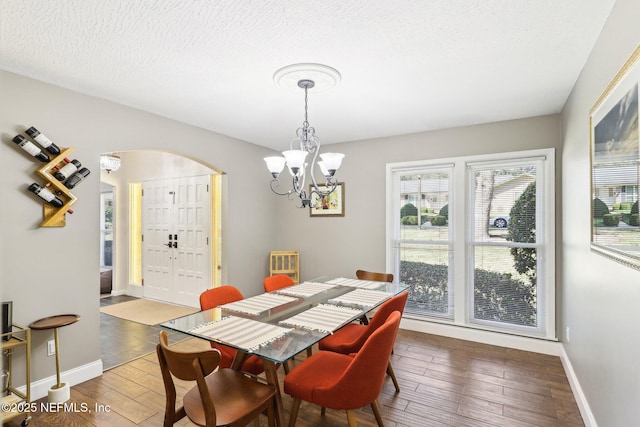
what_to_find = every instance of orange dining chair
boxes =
[284,311,402,427]
[199,286,265,376]
[156,331,277,427]
[263,274,295,293]
[318,291,408,392]
[355,269,394,325]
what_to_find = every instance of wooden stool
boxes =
[29,314,80,402]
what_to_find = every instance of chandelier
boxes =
[100,153,121,173]
[264,65,344,208]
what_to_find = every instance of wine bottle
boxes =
[25,127,61,155]
[54,159,81,181]
[64,168,90,189]
[12,135,50,162]
[28,183,63,208]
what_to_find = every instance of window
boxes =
[392,166,454,318]
[100,191,114,268]
[387,149,555,339]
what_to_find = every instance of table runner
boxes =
[329,289,393,308]
[326,277,386,289]
[279,304,362,333]
[274,281,336,297]
[190,316,292,351]
[219,293,297,315]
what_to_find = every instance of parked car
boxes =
[491,215,510,228]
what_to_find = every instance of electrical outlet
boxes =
[47,340,56,356]
[566,326,570,343]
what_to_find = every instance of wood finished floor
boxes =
[5,323,584,427]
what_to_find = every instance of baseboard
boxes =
[559,345,597,427]
[400,317,562,356]
[17,359,103,401]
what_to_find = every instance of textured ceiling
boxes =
[0,1,616,150]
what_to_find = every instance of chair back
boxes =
[332,311,402,407]
[156,330,220,425]
[199,286,243,310]
[356,269,394,283]
[263,274,295,292]
[349,291,407,350]
[157,330,220,382]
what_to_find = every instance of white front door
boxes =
[142,176,211,307]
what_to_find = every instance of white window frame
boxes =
[386,148,556,340]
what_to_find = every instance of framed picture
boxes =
[590,45,640,271]
[309,183,345,217]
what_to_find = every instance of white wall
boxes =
[561,0,640,425]
[0,71,279,390]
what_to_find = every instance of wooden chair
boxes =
[356,269,394,283]
[355,269,394,325]
[318,291,408,392]
[156,331,277,427]
[269,251,299,283]
[199,287,265,375]
[263,274,295,293]
[284,311,402,427]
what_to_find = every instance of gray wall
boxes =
[561,0,640,425]
[0,71,278,386]
[276,114,562,284]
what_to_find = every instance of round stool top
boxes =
[29,314,80,330]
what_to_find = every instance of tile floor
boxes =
[99,295,191,370]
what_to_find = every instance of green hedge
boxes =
[603,214,619,226]
[592,198,609,219]
[400,203,418,217]
[431,215,447,226]
[630,214,639,226]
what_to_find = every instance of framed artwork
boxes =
[590,45,640,271]
[309,183,345,217]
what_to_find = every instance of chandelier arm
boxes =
[269,178,296,197]
[308,177,338,199]
[307,141,324,192]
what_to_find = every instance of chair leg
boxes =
[288,398,301,427]
[371,400,385,427]
[266,397,276,427]
[387,361,400,393]
[346,409,358,427]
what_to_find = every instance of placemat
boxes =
[326,277,386,289]
[219,293,297,315]
[190,316,292,351]
[274,281,336,297]
[279,304,362,333]
[329,289,393,308]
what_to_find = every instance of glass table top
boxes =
[160,277,410,364]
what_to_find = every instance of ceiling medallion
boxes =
[273,63,341,92]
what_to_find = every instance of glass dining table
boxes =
[160,276,410,426]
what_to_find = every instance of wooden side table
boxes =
[28,314,79,402]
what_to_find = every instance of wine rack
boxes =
[36,147,78,227]
[12,126,83,227]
